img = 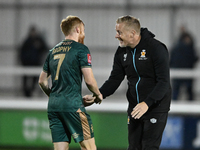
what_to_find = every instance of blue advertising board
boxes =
[160,116,200,150]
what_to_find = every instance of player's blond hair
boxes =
[116,15,140,34]
[60,15,84,36]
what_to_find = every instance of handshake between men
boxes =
[83,94,103,107]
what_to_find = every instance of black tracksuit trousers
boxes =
[127,112,168,150]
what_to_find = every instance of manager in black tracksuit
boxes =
[99,16,171,150]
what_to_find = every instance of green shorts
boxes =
[48,111,94,143]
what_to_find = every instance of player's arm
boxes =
[81,67,102,104]
[38,71,51,97]
[83,95,96,107]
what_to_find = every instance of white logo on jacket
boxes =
[150,118,157,123]
[124,53,127,61]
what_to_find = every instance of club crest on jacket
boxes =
[139,49,148,60]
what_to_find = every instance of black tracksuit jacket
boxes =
[99,28,171,115]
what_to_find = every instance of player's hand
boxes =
[94,94,103,104]
[131,102,148,119]
[83,95,95,107]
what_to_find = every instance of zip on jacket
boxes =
[131,49,140,104]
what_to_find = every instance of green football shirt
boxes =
[43,39,92,112]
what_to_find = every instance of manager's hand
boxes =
[131,102,148,119]
[83,94,103,105]
[94,94,103,104]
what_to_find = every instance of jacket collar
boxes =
[127,28,155,51]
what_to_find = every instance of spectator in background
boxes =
[170,26,199,101]
[19,25,48,97]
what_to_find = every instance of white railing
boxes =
[0,66,199,78]
[0,99,200,114]
[0,66,200,114]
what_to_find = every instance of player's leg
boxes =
[79,137,96,150]
[61,111,96,150]
[142,112,168,150]
[48,112,71,150]
[53,142,69,150]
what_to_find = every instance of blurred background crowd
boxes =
[1,0,200,101]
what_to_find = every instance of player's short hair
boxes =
[60,15,84,36]
[116,15,140,34]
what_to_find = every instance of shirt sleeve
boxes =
[99,47,125,99]
[43,51,51,74]
[78,46,92,68]
[144,43,171,107]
